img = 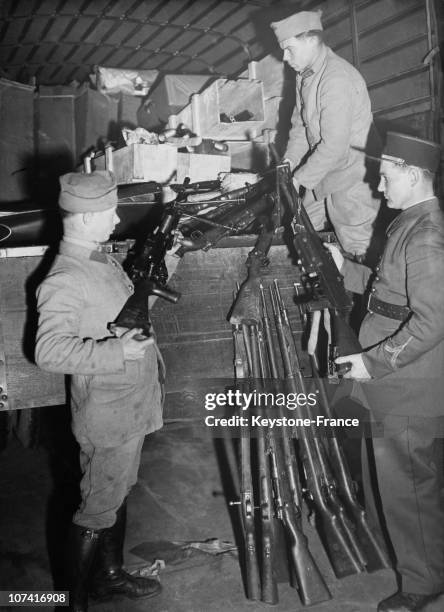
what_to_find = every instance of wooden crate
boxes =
[238,55,287,98]
[176,152,230,182]
[93,143,178,184]
[170,78,265,141]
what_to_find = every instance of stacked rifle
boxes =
[227,151,391,604]
[230,279,390,606]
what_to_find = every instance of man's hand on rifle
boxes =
[335,353,371,380]
[324,242,344,271]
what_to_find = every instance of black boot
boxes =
[68,524,100,612]
[90,500,161,601]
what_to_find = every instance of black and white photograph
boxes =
[0,1,443,611]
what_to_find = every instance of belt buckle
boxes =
[367,293,374,314]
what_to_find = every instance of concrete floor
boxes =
[0,405,397,612]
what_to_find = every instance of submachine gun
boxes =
[113,182,187,336]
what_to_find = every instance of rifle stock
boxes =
[228,225,274,326]
[268,435,332,606]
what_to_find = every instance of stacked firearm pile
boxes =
[227,154,390,606]
[230,280,390,606]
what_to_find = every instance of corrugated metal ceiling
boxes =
[0,0,305,85]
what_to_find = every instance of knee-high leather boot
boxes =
[68,524,100,612]
[90,499,161,600]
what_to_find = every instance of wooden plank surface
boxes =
[0,243,302,411]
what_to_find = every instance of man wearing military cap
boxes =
[35,170,163,611]
[328,132,444,611]
[271,9,381,259]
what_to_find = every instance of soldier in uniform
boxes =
[271,9,381,259]
[35,171,164,611]
[328,132,444,612]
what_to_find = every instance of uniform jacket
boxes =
[286,45,374,200]
[36,240,163,446]
[342,198,444,417]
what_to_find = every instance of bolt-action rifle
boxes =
[306,309,391,572]
[249,323,279,605]
[269,283,364,578]
[260,285,332,606]
[233,321,262,601]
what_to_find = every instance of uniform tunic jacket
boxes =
[36,240,163,446]
[286,45,374,200]
[342,198,444,417]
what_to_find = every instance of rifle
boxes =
[228,220,275,326]
[306,310,391,572]
[269,144,361,375]
[113,182,185,335]
[230,315,261,601]
[249,324,279,605]
[269,283,364,578]
[260,285,332,606]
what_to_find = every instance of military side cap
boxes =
[382,132,441,173]
[271,10,323,44]
[59,170,117,212]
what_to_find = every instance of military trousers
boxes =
[362,413,444,594]
[303,180,379,256]
[73,433,145,530]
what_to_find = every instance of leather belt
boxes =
[367,294,411,321]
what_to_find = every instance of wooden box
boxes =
[238,55,287,98]
[176,152,230,183]
[170,78,265,141]
[93,143,178,184]
[143,74,212,129]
